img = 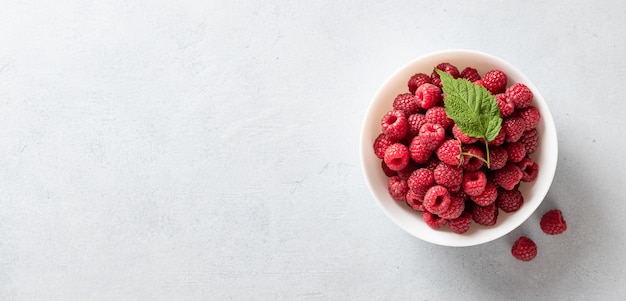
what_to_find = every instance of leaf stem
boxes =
[484,138,491,169]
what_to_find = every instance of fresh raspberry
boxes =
[409,136,433,164]
[425,106,453,129]
[494,163,524,190]
[495,93,515,118]
[503,116,527,143]
[470,181,498,206]
[407,168,435,197]
[423,185,451,215]
[511,236,537,261]
[407,113,427,137]
[425,157,440,171]
[520,128,539,154]
[488,128,506,147]
[392,93,420,116]
[397,161,418,180]
[462,170,487,196]
[436,139,462,166]
[430,63,460,89]
[505,141,527,163]
[452,124,478,144]
[482,70,507,94]
[487,145,508,170]
[406,190,425,211]
[408,73,432,94]
[460,67,481,82]
[506,83,533,108]
[373,133,393,159]
[418,123,446,151]
[381,161,397,177]
[540,209,567,235]
[415,83,443,110]
[388,176,409,202]
[448,212,473,234]
[462,144,485,171]
[517,106,540,130]
[384,143,410,171]
[471,203,498,226]
[518,157,539,182]
[495,188,523,213]
[422,211,448,229]
[439,193,465,219]
[433,161,463,191]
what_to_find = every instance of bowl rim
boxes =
[360,49,558,247]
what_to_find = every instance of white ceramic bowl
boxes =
[360,49,558,247]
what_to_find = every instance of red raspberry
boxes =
[425,157,440,171]
[448,212,472,234]
[373,133,393,159]
[430,63,460,89]
[393,93,420,116]
[381,161,397,177]
[388,176,409,202]
[470,181,498,206]
[482,69,507,94]
[460,67,481,82]
[495,188,523,213]
[433,161,463,191]
[487,145,508,170]
[471,203,498,226]
[540,209,567,235]
[462,144,485,171]
[415,83,443,110]
[384,143,410,171]
[408,73,432,94]
[423,185,451,215]
[517,106,540,130]
[407,168,435,197]
[520,128,539,154]
[506,83,533,108]
[436,139,462,166]
[512,236,537,261]
[407,113,427,137]
[439,193,465,219]
[406,190,425,211]
[409,136,433,164]
[462,170,487,196]
[505,141,527,163]
[452,124,478,144]
[494,163,524,190]
[397,161,418,180]
[518,157,539,182]
[423,211,448,229]
[503,116,527,143]
[381,110,408,141]
[495,93,515,118]
[418,123,446,151]
[488,127,506,147]
[425,106,453,129]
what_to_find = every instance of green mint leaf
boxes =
[436,69,502,142]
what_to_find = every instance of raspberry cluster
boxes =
[373,62,542,234]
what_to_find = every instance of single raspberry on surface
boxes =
[518,157,539,182]
[482,70,507,94]
[439,192,465,219]
[487,145,508,170]
[503,116,527,143]
[471,203,498,226]
[506,83,533,108]
[418,123,446,151]
[520,128,539,154]
[393,93,420,116]
[494,163,524,190]
[470,181,498,206]
[381,110,408,141]
[384,143,410,171]
[495,93,515,118]
[433,161,463,191]
[415,83,442,110]
[409,136,433,164]
[381,161,397,177]
[512,236,537,261]
[423,211,448,229]
[540,209,567,235]
[425,106,453,129]
[407,113,427,138]
[460,67,481,82]
[517,106,540,130]
[408,73,432,94]
[495,188,523,213]
[407,168,435,197]
[423,185,452,215]
[488,127,506,146]
[436,139,462,166]
[373,133,394,159]
[462,170,487,196]
[505,141,527,163]
[406,190,425,212]
[462,144,485,171]
[452,124,478,144]
[448,212,473,234]
[388,176,409,202]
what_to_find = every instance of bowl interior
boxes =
[360,50,558,247]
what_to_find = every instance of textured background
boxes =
[1,1,625,300]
